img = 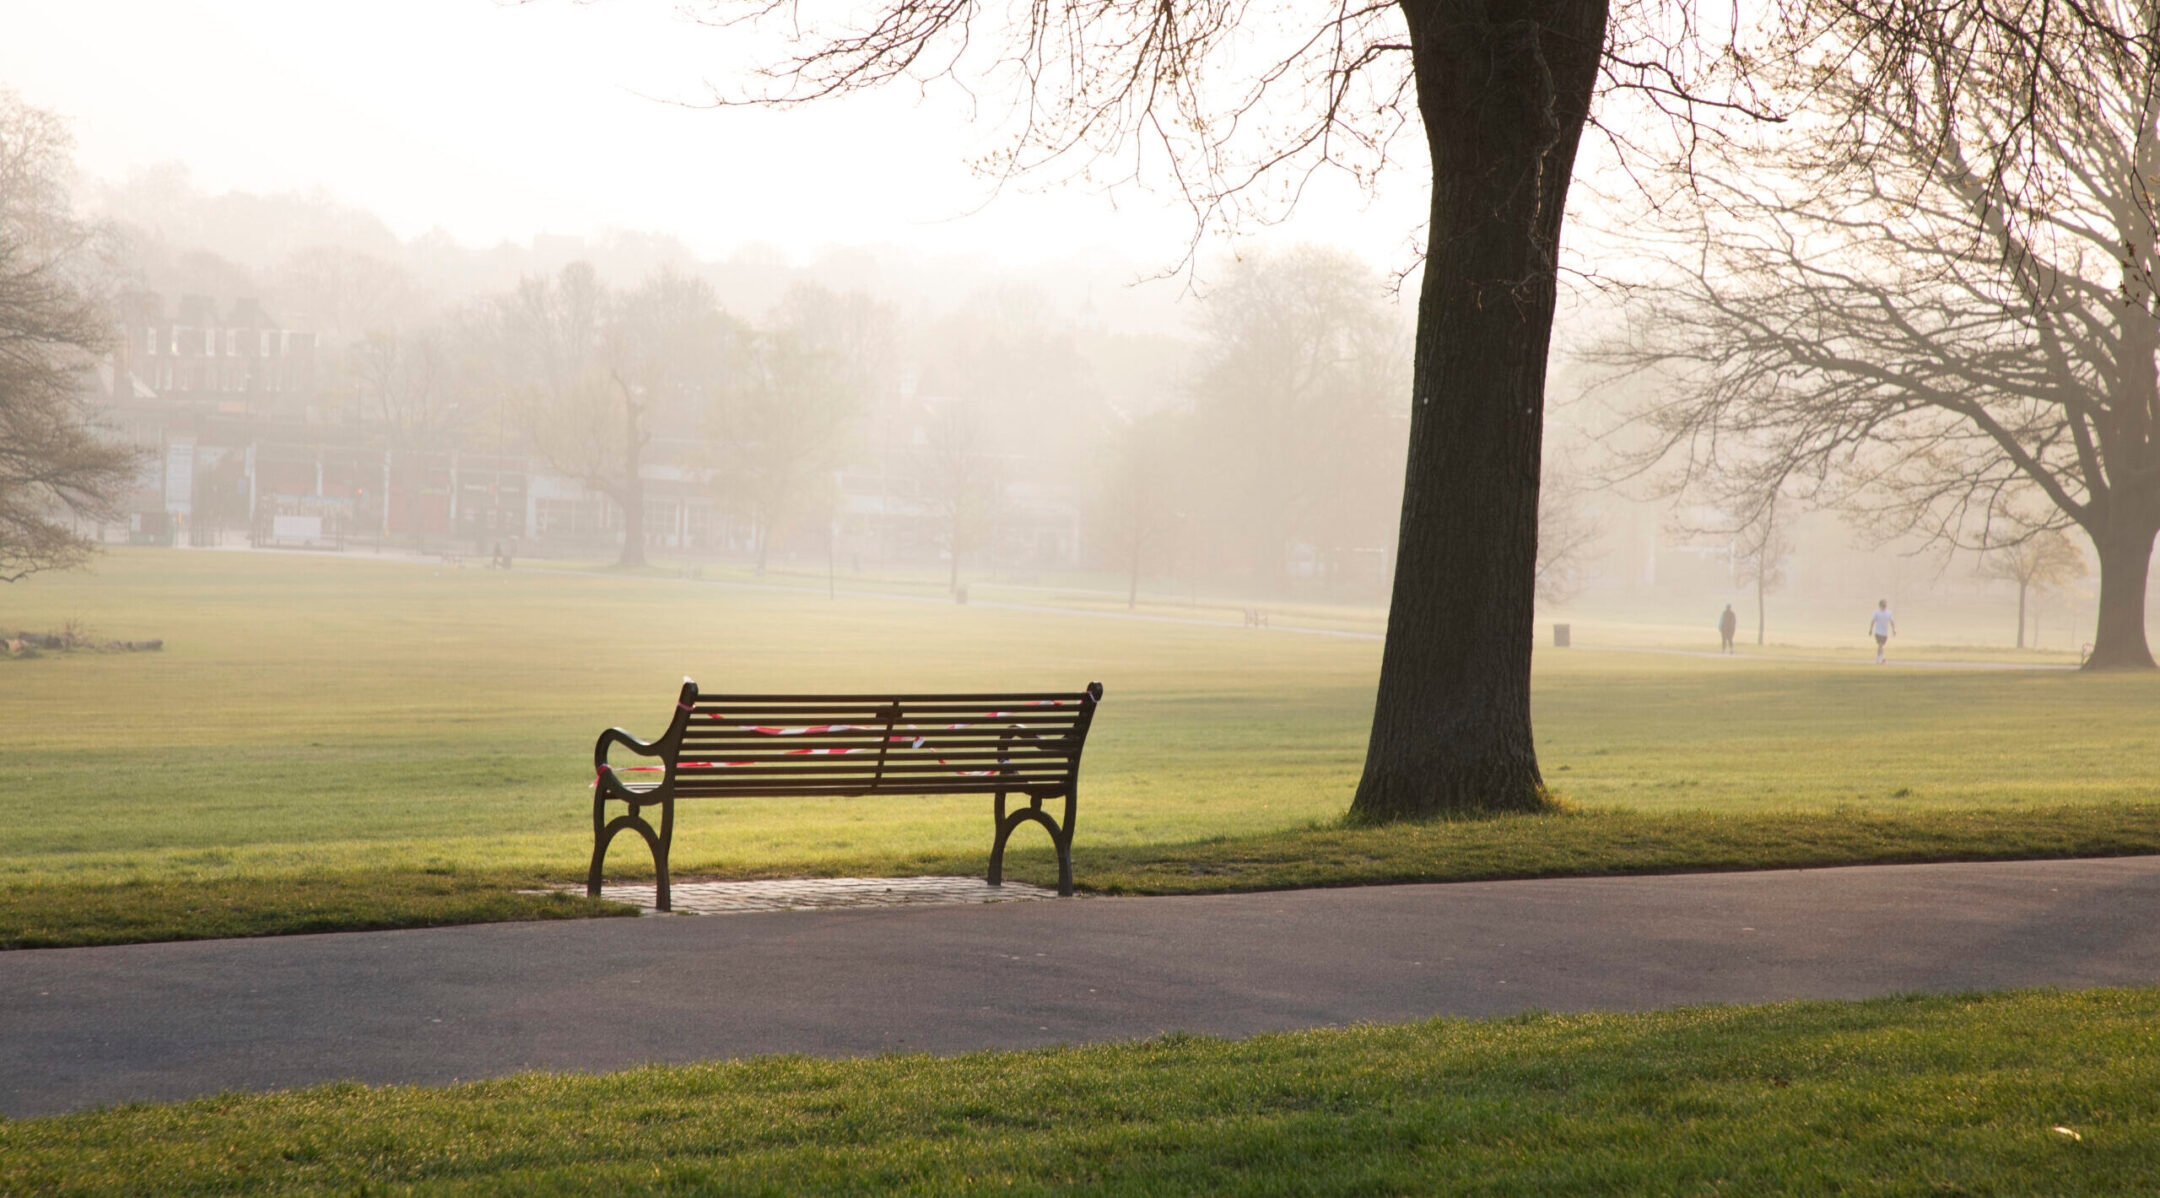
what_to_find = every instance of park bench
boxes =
[588,678,1106,911]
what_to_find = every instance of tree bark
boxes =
[1350,0,1607,822]
[2084,516,2157,669]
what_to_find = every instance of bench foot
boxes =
[990,794,1076,897]
[589,800,675,912]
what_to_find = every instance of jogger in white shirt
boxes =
[1868,600,1897,663]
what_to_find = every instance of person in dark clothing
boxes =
[1718,604,1738,654]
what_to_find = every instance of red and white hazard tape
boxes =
[595,700,1073,785]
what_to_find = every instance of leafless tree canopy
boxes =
[0,91,141,583]
[1597,1,2160,668]
[712,285,887,572]
[681,0,1774,256]
[497,265,738,566]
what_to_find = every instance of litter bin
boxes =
[1553,623,1571,648]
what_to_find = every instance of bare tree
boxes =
[1730,501,1792,647]
[273,246,419,341]
[499,263,624,559]
[349,324,472,444]
[0,91,140,583]
[915,397,999,596]
[502,265,729,567]
[656,0,2114,814]
[1190,247,1409,591]
[604,270,735,567]
[1097,406,1190,610]
[1601,5,2160,669]
[1534,462,1605,605]
[711,286,879,571]
[1978,527,2088,649]
[656,0,1667,817]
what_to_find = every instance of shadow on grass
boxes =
[689,801,2160,897]
[0,869,634,951]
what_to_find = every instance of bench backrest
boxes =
[654,679,1104,799]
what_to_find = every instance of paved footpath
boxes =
[8,856,2160,1118]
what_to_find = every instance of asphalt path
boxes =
[8,856,2160,1118]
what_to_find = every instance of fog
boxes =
[3,0,1427,266]
[3,0,2142,656]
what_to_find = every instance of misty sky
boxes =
[4,0,1439,268]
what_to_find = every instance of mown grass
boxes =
[3,549,2157,947]
[13,800,2160,949]
[6,986,2158,1194]
[1065,801,2160,894]
[0,870,629,950]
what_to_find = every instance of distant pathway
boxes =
[8,857,2159,1117]
[1578,644,2080,671]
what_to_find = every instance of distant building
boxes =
[85,296,1087,567]
[111,293,320,416]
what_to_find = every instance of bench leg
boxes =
[588,798,674,912]
[988,793,1076,898]
[988,794,1008,887]
[654,798,674,913]
[587,790,612,899]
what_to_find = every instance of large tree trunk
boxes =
[2084,516,2157,669]
[1350,0,1608,821]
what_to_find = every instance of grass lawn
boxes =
[5,986,2157,1193]
[3,548,2158,947]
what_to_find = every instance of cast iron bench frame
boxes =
[588,678,1105,910]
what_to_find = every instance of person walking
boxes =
[1868,599,1897,664]
[1718,604,1738,654]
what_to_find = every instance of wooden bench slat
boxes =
[691,694,1091,706]
[694,756,1073,763]
[689,702,1085,712]
[672,755,1077,769]
[675,780,1069,795]
[675,735,1079,748]
[692,698,1082,705]
[673,768,1080,777]
[680,733,1080,747]
[686,716,1080,725]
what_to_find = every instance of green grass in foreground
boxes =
[6,987,2157,1194]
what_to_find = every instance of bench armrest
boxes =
[593,680,700,802]
[594,726,669,801]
